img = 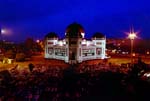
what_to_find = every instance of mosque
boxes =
[44,23,107,63]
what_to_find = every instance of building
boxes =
[44,23,106,63]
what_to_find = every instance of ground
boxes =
[0,54,150,71]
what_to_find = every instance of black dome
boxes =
[45,32,58,38]
[92,32,105,38]
[66,22,84,38]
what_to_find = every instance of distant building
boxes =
[44,23,107,63]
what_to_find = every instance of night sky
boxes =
[0,0,150,42]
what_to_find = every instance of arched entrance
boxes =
[69,49,77,64]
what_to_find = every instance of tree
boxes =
[24,37,34,50]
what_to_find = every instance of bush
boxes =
[0,54,4,61]
[15,53,26,62]
[4,50,15,59]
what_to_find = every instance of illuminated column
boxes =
[80,46,83,62]
[65,39,69,63]
[92,40,96,59]
[95,47,97,59]
[53,47,55,58]
[102,40,106,59]
[65,46,68,63]
[45,40,47,58]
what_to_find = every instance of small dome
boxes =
[92,32,105,39]
[45,32,58,38]
[65,22,84,38]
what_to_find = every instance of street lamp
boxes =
[0,29,4,47]
[1,29,5,34]
[0,29,6,41]
[36,39,40,43]
[0,28,8,48]
[128,30,137,65]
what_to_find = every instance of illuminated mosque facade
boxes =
[44,23,106,63]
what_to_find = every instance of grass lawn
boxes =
[0,54,150,71]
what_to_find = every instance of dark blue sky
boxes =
[0,0,150,42]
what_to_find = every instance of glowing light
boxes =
[81,32,85,38]
[36,39,40,43]
[86,41,90,46]
[1,29,6,34]
[128,33,137,40]
[132,53,135,56]
[0,28,12,35]
[82,39,86,44]
[63,41,66,44]
[59,41,63,46]
[53,40,58,45]
[144,73,150,77]
[112,49,116,53]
